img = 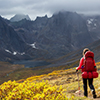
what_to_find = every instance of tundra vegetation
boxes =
[0,62,100,99]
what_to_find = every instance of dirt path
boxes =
[74,90,100,100]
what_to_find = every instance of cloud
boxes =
[45,0,100,14]
[0,0,100,20]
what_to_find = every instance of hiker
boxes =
[76,48,97,98]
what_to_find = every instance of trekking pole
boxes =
[76,72,81,95]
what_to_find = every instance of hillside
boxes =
[0,62,100,99]
[0,16,50,62]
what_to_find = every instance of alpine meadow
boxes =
[0,11,100,100]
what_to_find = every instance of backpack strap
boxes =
[81,57,85,71]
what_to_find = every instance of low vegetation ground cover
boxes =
[0,62,100,99]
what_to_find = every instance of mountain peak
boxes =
[10,14,31,22]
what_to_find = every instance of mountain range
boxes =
[1,11,100,66]
[0,16,48,62]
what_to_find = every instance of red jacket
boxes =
[76,57,96,72]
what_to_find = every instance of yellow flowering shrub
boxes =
[0,80,73,100]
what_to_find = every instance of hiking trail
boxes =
[74,90,100,100]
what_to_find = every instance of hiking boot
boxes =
[91,90,97,98]
[84,93,88,97]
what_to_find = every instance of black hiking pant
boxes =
[83,78,95,96]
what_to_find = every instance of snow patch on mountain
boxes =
[5,49,12,54]
[94,23,97,27]
[5,49,25,55]
[87,18,94,24]
[13,52,17,55]
[29,42,37,49]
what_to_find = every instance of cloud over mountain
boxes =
[0,0,100,20]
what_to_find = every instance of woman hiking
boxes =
[76,48,97,98]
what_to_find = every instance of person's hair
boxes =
[83,48,90,56]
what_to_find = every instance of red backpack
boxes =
[84,51,95,71]
[82,51,98,78]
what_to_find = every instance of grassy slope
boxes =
[0,61,24,84]
[0,61,100,99]
[28,63,100,100]
[14,62,100,99]
[0,60,79,84]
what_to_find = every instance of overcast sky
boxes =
[0,0,100,20]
